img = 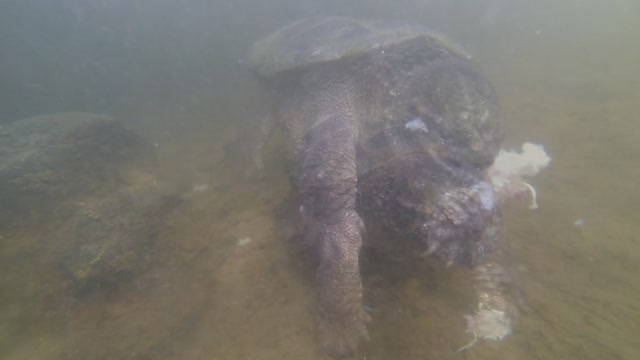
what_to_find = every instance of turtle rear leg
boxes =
[299,112,370,356]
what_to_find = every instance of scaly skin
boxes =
[296,84,371,356]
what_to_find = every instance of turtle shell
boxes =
[248,17,469,79]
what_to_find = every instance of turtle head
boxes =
[415,178,500,265]
[378,58,504,264]
[380,145,499,264]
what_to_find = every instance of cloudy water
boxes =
[1,1,639,359]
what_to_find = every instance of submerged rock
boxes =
[0,111,183,290]
[61,184,181,291]
[0,112,156,226]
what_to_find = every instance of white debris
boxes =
[237,237,252,246]
[192,184,209,192]
[522,182,539,209]
[405,117,429,133]
[574,219,585,227]
[488,142,550,209]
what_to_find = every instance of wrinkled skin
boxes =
[251,19,509,356]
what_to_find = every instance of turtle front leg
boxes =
[300,113,370,356]
[223,111,274,179]
[461,215,515,350]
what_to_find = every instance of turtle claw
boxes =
[317,307,371,357]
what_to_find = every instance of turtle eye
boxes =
[442,157,463,171]
[410,100,430,116]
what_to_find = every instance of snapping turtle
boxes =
[248,17,511,356]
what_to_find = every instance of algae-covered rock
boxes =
[0,112,156,225]
[61,184,181,290]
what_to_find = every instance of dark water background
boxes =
[1,1,639,359]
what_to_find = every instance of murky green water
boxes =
[1,1,639,359]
